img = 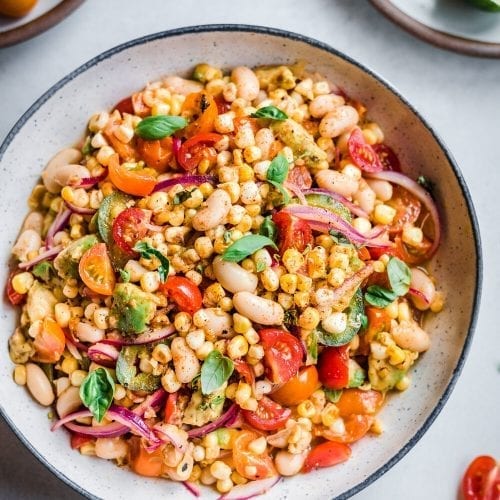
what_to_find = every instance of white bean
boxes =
[52,164,91,192]
[195,308,233,336]
[367,179,393,202]
[353,180,376,214]
[26,363,54,406]
[274,450,307,476]
[76,322,105,343]
[319,105,359,138]
[192,189,231,231]
[22,212,44,234]
[391,319,430,352]
[232,292,284,325]
[409,268,436,311]
[163,76,203,95]
[315,169,359,198]
[309,94,345,119]
[212,257,258,293]
[42,148,83,193]
[171,337,200,383]
[12,229,42,261]
[231,66,260,102]
[56,386,82,417]
[95,438,128,460]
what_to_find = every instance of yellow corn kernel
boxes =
[61,357,79,375]
[70,370,87,387]
[373,204,397,225]
[225,382,238,400]
[282,248,304,274]
[174,312,192,334]
[280,273,298,294]
[238,163,255,182]
[430,292,444,313]
[402,225,424,247]
[235,382,252,405]
[11,272,34,295]
[387,345,406,365]
[260,268,279,292]
[205,445,221,461]
[216,478,234,494]
[294,291,310,308]
[373,260,385,273]
[327,268,346,288]
[100,181,114,197]
[296,274,312,292]
[236,214,253,233]
[60,185,75,203]
[398,302,411,322]
[151,102,171,116]
[239,397,258,411]
[245,204,261,217]
[298,307,320,330]
[352,217,372,234]
[248,436,267,455]
[321,403,340,428]
[227,335,249,360]
[231,471,248,485]
[278,292,294,310]
[247,344,264,360]
[362,128,378,146]
[204,283,226,305]
[384,300,399,319]
[297,400,316,418]
[13,365,27,386]
[396,375,410,391]
[233,313,251,334]
[244,328,259,345]
[210,461,232,481]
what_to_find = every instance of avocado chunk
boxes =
[111,283,156,335]
[53,235,99,279]
[368,357,406,392]
[303,193,352,222]
[116,345,161,392]
[182,387,226,427]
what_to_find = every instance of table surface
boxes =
[1,1,499,499]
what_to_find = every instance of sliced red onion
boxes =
[72,171,107,189]
[328,262,374,304]
[63,330,88,353]
[187,404,239,439]
[18,245,63,270]
[303,188,368,218]
[152,175,216,193]
[64,201,97,215]
[218,476,282,500]
[365,170,441,257]
[101,326,176,347]
[45,208,71,248]
[153,423,187,452]
[52,410,93,431]
[408,287,430,306]
[106,404,160,444]
[284,181,307,205]
[65,337,83,361]
[88,342,120,367]
[182,481,201,498]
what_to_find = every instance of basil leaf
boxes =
[387,257,411,297]
[251,105,288,121]
[259,216,277,242]
[135,115,187,140]
[173,190,192,205]
[324,388,343,403]
[365,285,397,308]
[222,234,277,263]
[79,368,115,423]
[329,230,352,247]
[267,154,289,184]
[32,262,54,282]
[201,350,234,395]
[119,269,131,283]
[133,241,170,282]
[306,329,318,365]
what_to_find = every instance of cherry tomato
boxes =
[372,143,401,171]
[177,132,221,171]
[385,185,421,234]
[70,433,93,450]
[113,96,134,115]
[322,414,374,444]
[182,91,218,137]
[233,430,277,480]
[259,328,303,384]
[270,366,319,406]
[347,128,383,173]
[288,165,313,189]
[394,235,432,266]
[79,243,116,296]
[242,396,291,431]
[159,276,202,316]
[366,307,392,338]
[108,154,156,197]
[112,208,149,256]
[234,359,255,386]
[462,456,499,500]
[129,437,163,477]
[5,272,26,306]
[137,137,173,173]
[33,317,66,363]
[336,389,384,417]
[214,95,231,114]
[273,211,313,255]
[303,441,352,473]
[164,392,180,424]
[318,345,350,390]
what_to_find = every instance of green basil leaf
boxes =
[259,216,277,242]
[306,329,318,365]
[32,262,54,282]
[173,190,192,205]
[201,350,234,395]
[222,234,277,263]
[251,105,288,121]
[268,180,291,205]
[365,285,397,308]
[324,388,343,403]
[387,257,411,296]
[133,241,170,282]
[267,154,289,184]
[135,115,187,140]
[79,368,115,423]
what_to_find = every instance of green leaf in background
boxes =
[135,115,187,140]
[251,105,288,121]
[79,368,115,423]
[222,234,277,263]
[201,350,234,395]
[267,154,289,184]
[364,285,397,308]
[133,241,170,282]
[386,257,411,297]
[466,0,500,12]
[32,262,54,282]
[259,216,277,242]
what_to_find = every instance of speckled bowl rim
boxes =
[0,24,483,500]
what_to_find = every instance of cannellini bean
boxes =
[171,337,200,384]
[212,257,258,293]
[56,386,82,417]
[309,94,345,119]
[391,319,430,352]
[232,291,284,325]
[22,212,44,234]
[165,444,194,481]
[163,75,203,95]
[409,268,436,311]
[275,450,308,476]
[95,438,128,460]
[192,189,231,231]
[367,179,393,202]
[319,105,359,138]
[26,363,54,406]
[42,148,83,193]
[231,66,260,102]
[353,180,376,214]
[12,229,42,261]
[76,322,105,343]
[52,164,91,192]
[195,308,233,336]
[315,169,358,198]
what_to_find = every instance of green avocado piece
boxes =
[182,388,226,427]
[116,345,160,392]
[304,193,352,222]
[53,235,99,279]
[347,359,366,388]
[368,357,406,392]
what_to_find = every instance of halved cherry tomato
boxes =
[33,317,66,363]
[214,95,231,114]
[322,414,374,444]
[159,276,202,316]
[288,165,313,189]
[336,389,384,417]
[113,96,134,115]
[273,211,313,255]
[112,208,149,256]
[348,128,383,173]
[182,91,218,137]
[366,307,392,338]
[108,154,156,197]
[242,396,291,431]
[5,272,26,306]
[234,359,255,387]
[79,243,116,296]
[462,455,499,500]
[318,346,350,390]
[70,433,93,450]
[164,392,180,424]
[385,185,421,234]
[259,328,303,384]
[129,437,163,477]
[177,132,221,171]
[137,137,173,173]
[233,430,277,480]
[303,441,352,473]
[372,143,401,171]
[394,235,432,266]
[270,366,319,406]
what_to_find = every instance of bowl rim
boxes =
[0,23,483,500]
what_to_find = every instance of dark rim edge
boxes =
[0,24,483,500]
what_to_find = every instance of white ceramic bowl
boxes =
[0,25,482,499]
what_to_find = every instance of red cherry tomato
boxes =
[322,414,374,444]
[70,433,93,450]
[318,345,350,390]
[242,395,291,431]
[386,185,421,234]
[5,272,26,306]
[214,95,231,114]
[181,91,218,137]
[288,165,313,189]
[108,154,156,197]
[347,128,383,172]
[111,208,149,256]
[336,389,384,417]
[259,328,303,384]
[234,359,255,386]
[164,392,180,424]
[159,276,202,316]
[78,243,116,296]
[372,143,401,171]
[303,441,352,473]
[137,137,173,173]
[129,437,163,477]
[270,366,319,406]
[462,456,499,500]
[113,96,134,115]
[177,132,221,171]
[273,211,313,255]
[233,430,277,480]
[33,317,66,363]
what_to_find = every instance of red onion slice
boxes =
[64,201,97,215]
[218,476,282,500]
[182,481,201,498]
[152,175,216,193]
[153,423,187,451]
[187,403,239,439]
[329,262,374,305]
[303,188,368,218]
[65,337,83,361]
[72,171,107,189]
[18,245,63,270]
[88,342,120,367]
[101,326,176,347]
[106,405,160,444]
[408,287,431,306]
[284,181,307,205]
[45,208,71,249]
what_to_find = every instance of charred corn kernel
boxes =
[296,274,312,292]
[140,271,160,293]
[189,464,202,483]
[260,268,279,292]
[282,248,304,273]
[248,436,267,455]
[114,385,127,401]
[370,341,388,360]
[225,382,238,399]
[174,312,192,334]
[204,283,226,305]
[248,344,264,360]
[227,335,249,360]
[216,478,234,494]
[294,291,310,308]
[229,229,243,242]
[244,328,259,345]
[61,357,78,375]
[328,251,350,271]
[11,272,34,295]
[280,273,298,294]
[373,204,397,225]
[306,249,327,279]
[13,365,27,386]
[194,236,214,259]
[236,214,253,233]
[243,146,262,164]
[152,344,172,364]
[233,313,252,334]
[277,293,293,310]
[327,268,346,288]
[396,375,410,391]
[321,403,340,428]
[402,225,424,247]
[210,461,232,481]
[161,369,182,393]
[316,234,334,251]
[235,382,252,405]
[388,345,406,365]
[253,249,272,271]
[70,370,87,387]
[245,204,261,218]
[298,307,320,330]
[147,191,168,211]
[196,341,215,360]
[297,400,316,418]
[227,205,245,225]
[398,302,411,322]
[430,292,444,313]
[185,270,203,287]
[93,308,109,330]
